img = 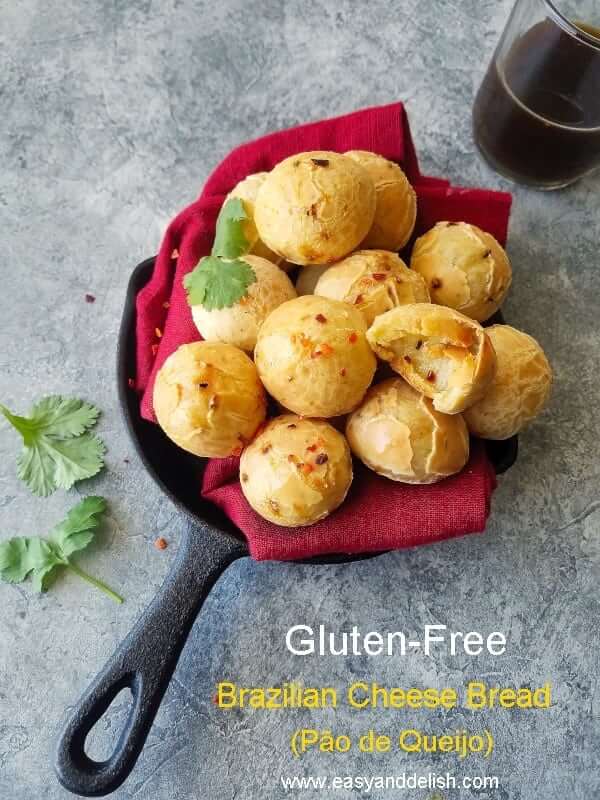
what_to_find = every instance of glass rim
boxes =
[543,0,600,49]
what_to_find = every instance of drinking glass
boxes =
[473,0,600,189]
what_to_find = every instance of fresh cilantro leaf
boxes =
[183,196,259,311]
[0,406,34,438]
[25,396,100,438]
[16,442,56,497]
[27,539,64,592]
[0,538,32,583]
[33,566,60,593]
[49,495,107,557]
[0,537,63,585]
[42,435,106,489]
[212,197,250,259]
[0,396,106,496]
[0,496,123,603]
[184,256,257,311]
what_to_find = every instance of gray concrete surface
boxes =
[1,1,599,798]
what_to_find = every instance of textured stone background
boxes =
[1,1,599,798]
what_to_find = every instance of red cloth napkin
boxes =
[135,102,511,561]
[202,445,496,560]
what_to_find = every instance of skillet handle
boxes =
[54,523,246,797]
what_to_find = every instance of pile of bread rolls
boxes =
[153,150,552,528]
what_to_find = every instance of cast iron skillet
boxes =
[54,257,518,796]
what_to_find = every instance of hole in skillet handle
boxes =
[83,687,135,763]
[55,671,143,797]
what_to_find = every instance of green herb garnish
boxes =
[0,496,123,603]
[184,197,257,311]
[0,396,106,497]
[212,197,250,259]
[184,256,257,310]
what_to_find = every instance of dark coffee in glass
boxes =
[473,0,600,189]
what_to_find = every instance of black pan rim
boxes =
[117,257,210,532]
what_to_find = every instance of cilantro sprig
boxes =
[0,396,106,497]
[0,496,123,603]
[212,197,250,259]
[184,256,257,310]
[184,197,257,311]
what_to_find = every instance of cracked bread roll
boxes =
[190,255,297,352]
[226,173,283,264]
[296,265,329,296]
[254,151,376,265]
[346,378,469,483]
[153,342,266,458]
[463,325,552,440]
[240,415,353,526]
[345,150,417,250]
[314,249,430,327]
[254,295,376,417]
[367,303,496,414]
[410,221,512,322]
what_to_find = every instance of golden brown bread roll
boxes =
[240,415,353,526]
[255,295,376,417]
[463,325,552,440]
[345,150,417,250]
[346,378,469,483]
[254,151,376,265]
[153,342,266,458]
[367,303,496,414]
[226,173,283,264]
[410,221,512,322]
[314,249,430,327]
[190,254,297,352]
